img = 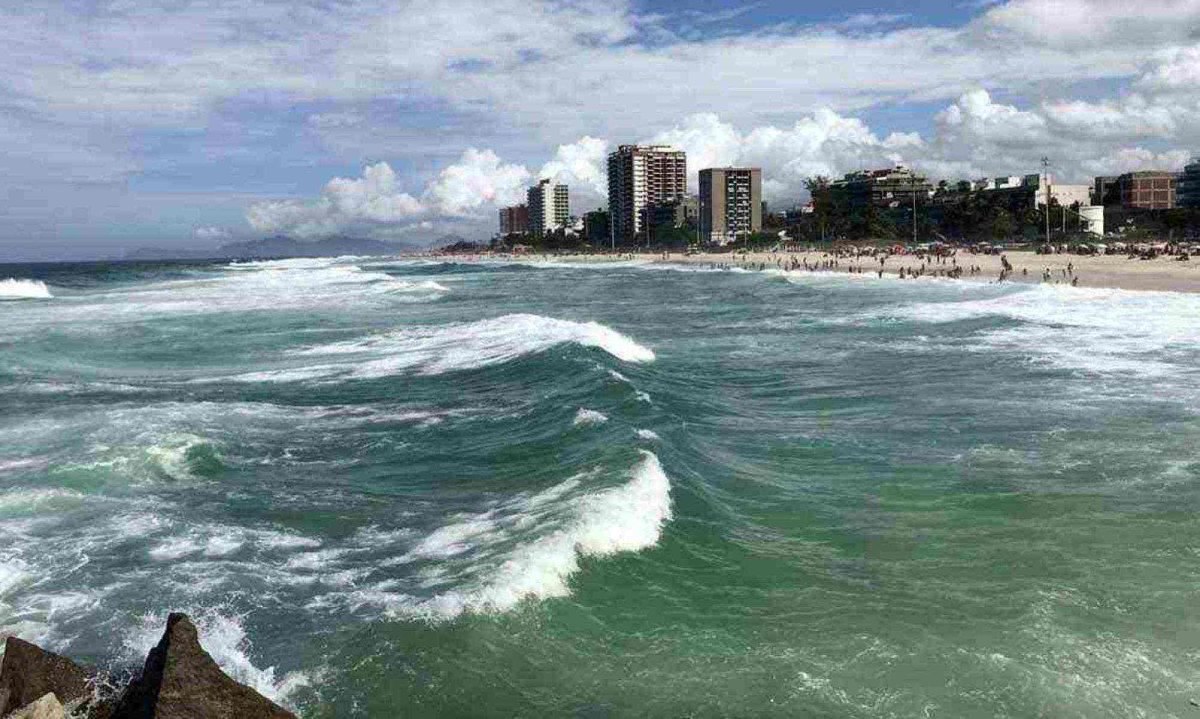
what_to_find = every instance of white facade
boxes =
[1048,184,1092,208]
[632,156,647,235]
[527,179,569,237]
[1079,205,1104,237]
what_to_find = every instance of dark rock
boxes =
[111,613,294,719]
[0,637,89,716]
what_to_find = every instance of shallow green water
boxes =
[1,257,1199,717]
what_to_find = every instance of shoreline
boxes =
[428,249,1200,294]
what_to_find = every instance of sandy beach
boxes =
[435,249,1200,293]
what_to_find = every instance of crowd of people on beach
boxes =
[436,238,1200,291]
[701,245,1081,287]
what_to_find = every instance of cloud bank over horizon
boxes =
[3,0,1200,254]
[247,88,1194,240]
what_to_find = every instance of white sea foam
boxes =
[226,257,355,271]
[234,314,655,383]
[0,558,50,645]
[0,457,50,475]
[55,432,221,485]
[0,488,85,513]
[284,548,351,571]
[0,479,326,658]
[573,408,609,427]
[383,279,450,293]
[144,433,219,481]
[862,284,1200,378]
[0,558,32,599]
[470,258,650,271]
[5,260,443,330]
[149,536,204,561]
[0,279,52,300]
[394,451,672,620]
[121,609,310,707]
[147,523,321,563]
[635,428,661,441]
[257,532,323,550]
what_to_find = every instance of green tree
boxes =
[990,208,1014,241]
[805,176,835,242]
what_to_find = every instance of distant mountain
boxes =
[122,236,413,262]
[432,233,469,247]
[215,235,404,259]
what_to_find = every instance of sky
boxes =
[4,0,1200,259]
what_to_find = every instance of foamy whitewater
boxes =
[2,255,1199,716]
[0,278,52,300]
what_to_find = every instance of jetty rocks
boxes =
[0,613,295,719]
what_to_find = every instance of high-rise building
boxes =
[699,168,762,245]
[1118,171,1178,210]
[1179,158,1200,209]
[1093,176,1120,206]
[498,204,529,236]
[527,179,569,238]
[607,145,687,244]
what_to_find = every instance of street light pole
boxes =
[1042,157,1051,246]
[912,171,918,244]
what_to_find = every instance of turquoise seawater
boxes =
[1,257,1199,717]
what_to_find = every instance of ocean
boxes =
[1,256,1199,717]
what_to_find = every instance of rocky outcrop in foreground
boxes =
[0,613,295,719]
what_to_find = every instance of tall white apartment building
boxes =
[527,179,569,238]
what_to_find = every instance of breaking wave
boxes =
[54,433,224,485]
[573,408,609,427]
[402,451,673,620]
[0,279,52,300]
[234,314,655,383]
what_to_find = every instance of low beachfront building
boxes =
[1118,171,1178,210]
[831,166,933,209]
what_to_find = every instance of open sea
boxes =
[1,256,1199,717]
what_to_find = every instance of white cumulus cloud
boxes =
[422,148,530,217]
[247,162,424,238]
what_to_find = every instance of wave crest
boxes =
[403,450,672,620]
[236,313,654,383]
[0,279,52,300]
[573,408,609,427]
